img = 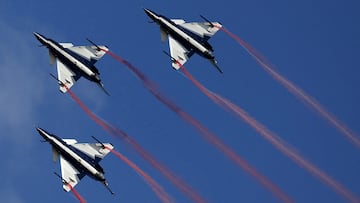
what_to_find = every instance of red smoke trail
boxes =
[216,25,360,149]
[179,65,360,203]
[67,183,86,203]
[64,86,205,203]
[65,87,113,133]
[103,50,294,203]
[105,147,174,203]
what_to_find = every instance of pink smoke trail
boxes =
[216,25,360,149]
[106,147,174,203]
[103,50,294,203]
[67,183,86,203]
[63,85,205,203]
[179,65,360,203]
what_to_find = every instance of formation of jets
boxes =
[35,8,222,196]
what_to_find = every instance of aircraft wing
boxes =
[168,35,194,70]
[66,45,108,65]
[179,22,222,40]
[71,143,114,162]
[60,155,85,192]
[56,59,81,93]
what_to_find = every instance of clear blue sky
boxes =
[1,0,359,202]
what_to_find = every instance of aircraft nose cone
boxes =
[143,8,157,20]
[33,32,41,39]
[143,8,150,14]
[33,32,47,45]
[36,127,48,140]
[36,127,43,134]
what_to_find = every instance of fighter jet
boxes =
[144,8,223,73]
[34,32,110,95]
[36,127,114,194]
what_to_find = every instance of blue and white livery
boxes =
[144,8,223,73]
[36,127,114,194]
[34,32,109,94]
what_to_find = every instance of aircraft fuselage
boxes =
[34,32,101,84]
[37,127,105,182]
[144,9,215,60]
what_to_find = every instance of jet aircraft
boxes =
[36,127,114,194]
[34,32,109,94]
[144,8,223,73]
